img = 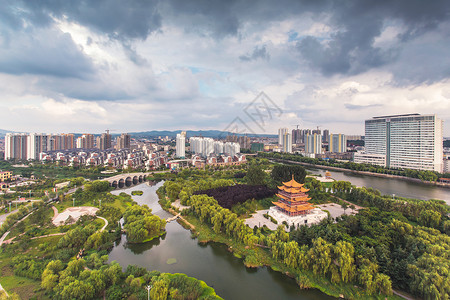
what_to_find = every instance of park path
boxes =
[0,282,8,297]
[51,206,59,222]
[0,231,10,247]
[97,216,108,232]
[29,232,66,240]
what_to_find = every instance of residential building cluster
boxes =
[4,132,131,161]
[189,137,240,157]
[39,147,167,170]
[277,127,347,158]
[192,153,247,168]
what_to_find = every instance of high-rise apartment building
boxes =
[28,133,51,160]
[116,133,131,150]
[329,134,347,153]
[282,132,292,153]
[356,114,443,172]
[213,141,224,154]
[278,128,288,145]
[76,134,95,149]
[301,129,311,144]
[224,142,240,156]
[292,129,301,144]
[97,133,112,150]
[176,131,186,158]
[5,133,28,160]
[322,129,330,143]
[305,133,322,154]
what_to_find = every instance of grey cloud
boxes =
[2,0,162,41]
[239,45,270,62]
[295,0,450,79]
[0,29,94,79]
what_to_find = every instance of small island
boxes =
[123,204,166,243]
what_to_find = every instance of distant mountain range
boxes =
[0,129,15,138]
[129,130,277,139]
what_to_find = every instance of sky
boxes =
[1,0,450,135]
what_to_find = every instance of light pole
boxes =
[146,285,152,300]
[99,199,101,209]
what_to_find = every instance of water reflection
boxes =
[306,167,450,203]
[108,183,334,300]
[123,233,166,255]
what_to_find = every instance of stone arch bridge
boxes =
[105,171,170,189]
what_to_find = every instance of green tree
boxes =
[151,276,170,300]
[308,238,332,276]
[271,165,306,186]
[244,165,266,185]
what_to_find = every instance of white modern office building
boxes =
[355,114,443,172]
[176,131,186,158]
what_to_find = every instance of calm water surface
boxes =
[305,167,450,204]
[109,182,334,300]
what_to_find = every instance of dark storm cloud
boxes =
[2,0,162,41]
[295,0,450,78]
[1,0,449,84]
[0,29,94,79]
[239,45,270,62]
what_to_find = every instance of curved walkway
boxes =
[51,206,59,221]
[97,216,108,232]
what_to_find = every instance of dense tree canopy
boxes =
[194,185,275,209]
[271,165,307,186]
[123,205,166,243]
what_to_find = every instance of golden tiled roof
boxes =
[272,201,314,212]
[282,175,304,188]
[276,193,311,202]
[277,185,309,193]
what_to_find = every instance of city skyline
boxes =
[1,1,449,135]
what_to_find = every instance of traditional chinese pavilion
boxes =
[272,176,314,217]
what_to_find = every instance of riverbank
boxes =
[273,158,450,189]
[160,194,400,300]
[178,213,400,300]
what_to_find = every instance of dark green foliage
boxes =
[194,184,276,209]
[84,180,110,193]
[12,255,45,280]
[271,164,306,186]
[125,264,147,277]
